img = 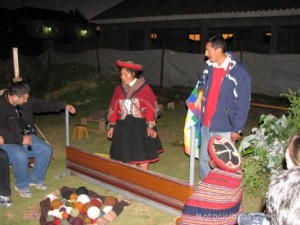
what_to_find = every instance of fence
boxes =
[37,48,300,96]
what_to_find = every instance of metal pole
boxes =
[65,110,69,146]
[159,48,165,87]
[48,48,51,70]
[96,46,100,73]
[189,126,195,186]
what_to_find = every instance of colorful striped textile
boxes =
[183,81,202,158]
[180,169,243,225]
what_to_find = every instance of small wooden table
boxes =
[80,117,106,133]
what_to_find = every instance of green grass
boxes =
[1,74,285,224]
[2,112,177,225]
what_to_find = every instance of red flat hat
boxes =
[116,60,143,71]
[208,135,241,172]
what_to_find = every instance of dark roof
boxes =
[0,7,11,13]
[92,0,300,20]
[13,6,87,23]
[0,7,12,19]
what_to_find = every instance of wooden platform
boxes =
[66,145,194,212]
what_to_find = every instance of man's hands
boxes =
[2,134,33,150]
[0,136,4,145]
[65,104,76,114]
[22,135,32,145]
[1,134,33,146]
[231,132,241,142]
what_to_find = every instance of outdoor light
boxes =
[80,29,88,37]
[43,26,52,35]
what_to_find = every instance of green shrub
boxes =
[239,114,289,173]
[283,89,300,135]
[239,89,300,196]
[242,156,269,198]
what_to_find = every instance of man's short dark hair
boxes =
[207,35,226,52]
[8,81,31,96]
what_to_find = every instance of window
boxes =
[222,33,234,40]
[264,32,272,36]
[151,33,158,40]
[96,25,100,35]
[189,33,201,42]
[151,32,158,44]
[264,32,272,43]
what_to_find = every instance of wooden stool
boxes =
[167,101,175,110]
[158,104,164,112]
[72,125,89,140]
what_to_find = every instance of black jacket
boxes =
[0,90,67,144]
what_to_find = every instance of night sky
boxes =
[0,0,123,19]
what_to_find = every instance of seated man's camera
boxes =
[20,124,34,135]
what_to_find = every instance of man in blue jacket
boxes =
[198,35,251,179]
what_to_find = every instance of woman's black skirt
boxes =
[110,115,163,164]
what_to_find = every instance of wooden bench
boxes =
[80,111,107,133]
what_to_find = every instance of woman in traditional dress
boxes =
[179,135,243,225]
[107,60,163,170]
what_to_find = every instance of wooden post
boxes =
[12,47,22,82]
[250,102,289,111]
[96,25,101,73]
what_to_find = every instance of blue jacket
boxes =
[199,54,251,134]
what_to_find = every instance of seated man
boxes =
[0,147,11,207]
[0,81,76,198]
[179,135,243,225]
